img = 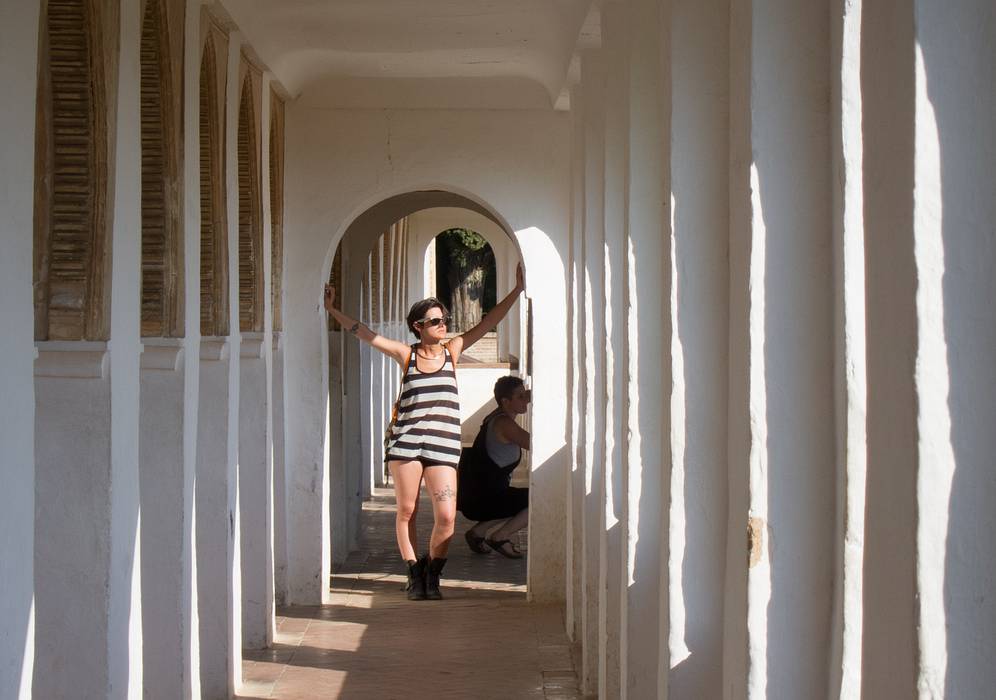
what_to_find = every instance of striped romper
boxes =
[384,344,462,469]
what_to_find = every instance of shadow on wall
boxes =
[918,5,996,697]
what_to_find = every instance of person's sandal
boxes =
[464,529,491,554]
[484,538,523,559]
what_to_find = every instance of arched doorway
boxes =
[322,191,530,587]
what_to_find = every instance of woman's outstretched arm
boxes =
[324,283,410,366]
[448,263,525,363]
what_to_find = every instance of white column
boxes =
[725,2,836,697]
[665,0,729,697]
[240,72,276,650]
[579,49,606,696]
[195,30,243,698]
[139,8,203,695]
[0,2,40,697]
[565,84,585,646]
[599,4,628,697]
[828,0,866,697]
[272,329,288,603]
[863,1,996,695]
[859,1,917,696]
[623,0,668,695]
[35,1,144,696]
[910,3,995,696]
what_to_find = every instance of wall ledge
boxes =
[200,336,230,362]
[241,332,265,359]
[34,341,109,379]
[141,338,184,372]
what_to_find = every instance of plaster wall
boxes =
[283,105,570,603]
[0,1,40,696]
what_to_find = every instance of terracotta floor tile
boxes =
[241,487,586,699]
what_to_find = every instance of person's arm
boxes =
[493,414,530,451]
[448,263,525,364]
[324,283,410,366]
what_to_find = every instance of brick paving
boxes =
[240,487,588,699]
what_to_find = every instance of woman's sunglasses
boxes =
[417,315,451,328]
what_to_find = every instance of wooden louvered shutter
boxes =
[35,0,109,341]
[269,92,284,333]
[238,74,262,333]
[199,38,228,336]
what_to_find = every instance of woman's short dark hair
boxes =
[406,297,448,338]
[493,375,525,404]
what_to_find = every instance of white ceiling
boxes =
[216,0,593,108]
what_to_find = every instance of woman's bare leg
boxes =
[491,508,528,542]
[388,460,423,561]
[468,518,507,539]
[423,466,458,559]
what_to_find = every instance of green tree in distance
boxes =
[435,228,496,333]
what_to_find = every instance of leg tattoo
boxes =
[433,484,456,502]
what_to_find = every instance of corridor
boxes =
[241,488,585,699]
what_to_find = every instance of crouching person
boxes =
[457,376,530,558]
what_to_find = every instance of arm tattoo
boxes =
[433,484,456,502]
[349,321,361,335]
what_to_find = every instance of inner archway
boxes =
[322,190,531,596]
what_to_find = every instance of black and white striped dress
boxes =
[384,344,462,468]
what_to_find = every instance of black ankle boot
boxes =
[425,557,447,600]
[405,556,427,600]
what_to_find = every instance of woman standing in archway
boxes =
[324,264,525,600]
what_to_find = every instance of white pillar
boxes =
[195,30,243,698]
[665,0,729,696]
[579,49,606,696]
[0,2,40,697]
[239,71,276,651]
[139,9,203,693]
[281,101,331,605]
[35,1,144,696]
[273,329,288,603]
[565,84,585,647]
[910,3,995,695]
[863,1,996,695]
[623,0,668,694]
[725,2,836,697]
[599,4,628,697]
[828,0,866,696]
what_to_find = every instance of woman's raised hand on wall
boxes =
[323,283,336,313]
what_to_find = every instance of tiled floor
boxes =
[239,487,588,699]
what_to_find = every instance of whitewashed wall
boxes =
[283,106,570,604]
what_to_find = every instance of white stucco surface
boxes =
[217,0,591,102]
[667,1,729,696]
[0,2,39,697]
[283,105,570,603]
[4,2,996,697]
